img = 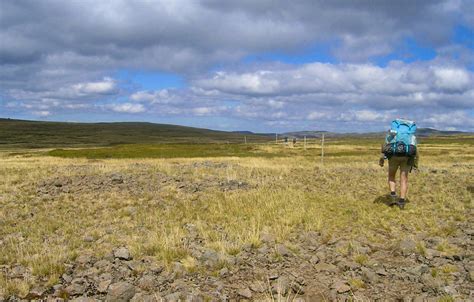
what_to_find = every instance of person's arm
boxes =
[379,143,386,167]
[414,150,419,169]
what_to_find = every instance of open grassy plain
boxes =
[0,137,473,301]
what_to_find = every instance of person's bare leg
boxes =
[388,166,397,193]
[400,170,408,199]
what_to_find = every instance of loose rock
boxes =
[114,247,132,261]
[106,282,136,302]
[332,280,351,293]
[237,287,252,299]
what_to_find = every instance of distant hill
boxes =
[416,128,468,136]
[280,131,332,138]
[0,118,270,148]
[1,118,471,149]
[282,128,472,139]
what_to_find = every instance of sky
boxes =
[1,0,473,133]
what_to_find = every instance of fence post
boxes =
[321,134,325,165]
[244,136,247,144]
[304,135,307,150]
[275,133,278,144]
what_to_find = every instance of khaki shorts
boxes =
[389,156,411,174]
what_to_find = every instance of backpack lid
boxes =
[391,118,417,134]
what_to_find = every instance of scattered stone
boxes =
[126,260,142,272]
[220,179,250,191]
[164,292,182,302]
[172,261,185,277]
[468,270,474,282]
[94,259,112,269]
[249,281,265,293]
[98,272,113,282]
[111,174,124,184]
[375,267,388,276]
[25,287,46,299]
[83,235,95,242]
[98,279,112,293]
[149,263,164,274]
[443,285,458,296]
[114,247,132,260]
[361,267,378,284]
[219,267,229,277]
[314,262,338,273]
[237,287,252,299]
[54,181,63,187]
[138,275,156,290]
[272,276,290,296]
[332,280,351,293]
[71,298,96,302]
[268,274,279,280]
[337,260,359,271]
[291,282,305,295]
[309,255,320,264]
[65,283,86,296]
[275,244,291,257]
[61,274,72,283]
[131,293,162,302]
[76,254,93,266]
[199,249,223,267]
[420,273,443,292]
[9,265,28,278]
[106,282,136,302]
[399,238,417,255]
[52,284,64,297]
[413,296,427,302]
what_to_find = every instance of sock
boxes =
[390,191,396,196]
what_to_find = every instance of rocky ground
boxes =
[1,157,473,301]
[2,219,473,301]
[35,163,251,198]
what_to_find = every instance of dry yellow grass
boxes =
[0,139,473,296]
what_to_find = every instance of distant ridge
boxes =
[0,118,270,148]
[0,118,471,148]
[281,128,472,139]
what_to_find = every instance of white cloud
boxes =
[33,110,51,117]
[192,62,473,109]
[109,103,145,113]
[191,106,228,116]
[72,77,117,95]
[113,60,473,131]
[421,111,474,128]
[337,110,391,123]
[1,1,472,131]
[307,111,327,120]
[130,89,181,105]
[432,67,471,92]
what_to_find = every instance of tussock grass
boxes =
[0,137,473,296]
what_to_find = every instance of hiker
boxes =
[379,119,419,209]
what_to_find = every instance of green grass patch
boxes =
[47,143,279,159]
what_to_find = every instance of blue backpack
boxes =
[384,119,417,157]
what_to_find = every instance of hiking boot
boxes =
[397,198,406,210]
[389,193,398,206]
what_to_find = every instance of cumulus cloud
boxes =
[421,111,474,129]
[33,110,51,117]
[72,78,117,95]
[108,103,145,114]
[120,60,473,131]
[1,0,472,131]
[192,61,473,109]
